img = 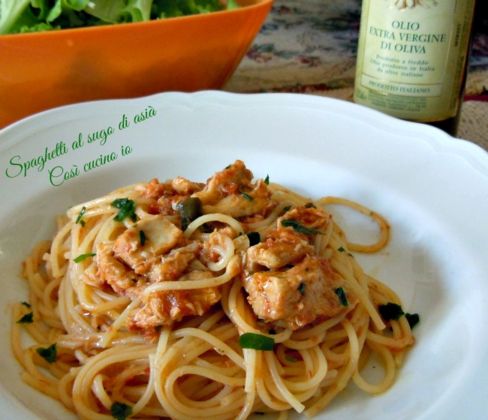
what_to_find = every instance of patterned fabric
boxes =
[227,0,488,99]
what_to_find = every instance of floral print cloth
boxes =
[227,0,488,99]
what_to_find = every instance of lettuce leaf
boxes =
[0,0,36,34]
[84,0,152,24]
[226,0,239,10]
[0,0,97,33]
[151,0,230,19]
[19,22,59,33]
[1,0,236,34]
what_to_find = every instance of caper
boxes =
[176,197,202,230]
[247,231,260,246]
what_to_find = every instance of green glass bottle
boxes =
[354,0,476,135]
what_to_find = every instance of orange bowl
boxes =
[0,0,272,128]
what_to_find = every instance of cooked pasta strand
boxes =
[12,162,415,419]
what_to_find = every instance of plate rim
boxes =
[1,91,488,420]
[1,91,487,174]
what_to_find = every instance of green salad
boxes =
[0,0,239,35]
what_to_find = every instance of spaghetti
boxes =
[12,160,416,419]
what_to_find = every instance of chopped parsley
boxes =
[21,301,31,308]
[378,303,420,327]
[111,402,132,420]
[241,191,253,201]
[139,230,146,246]
[36,343,57,363]
[334,287,348,306]
[338,246,346,252]
[405,313,420,329]
[75,206,87,227]
[281,219,320,235]
[111,198,138,222]
[264,175,270,185]
[239,333,274,351]
[17,312,33,324]
[73,253,96,263]
[247,231,261,246]
[378,303,404,321]
[298,282,306,295]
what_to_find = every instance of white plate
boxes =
[1,92,487,420]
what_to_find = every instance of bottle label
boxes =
[354,0,475,122]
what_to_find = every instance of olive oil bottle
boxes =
[354,0,476,135]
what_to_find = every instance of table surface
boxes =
[226,0,488,150]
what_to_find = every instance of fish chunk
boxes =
[278,206,330,233]
[96,242,142,294]
[140,178,203,216]
[148,242,200,282]
[244,255,349,330]
[246,206,330,271]
[142,177,203,200]
[246,227,314,271]
[195,160,253,203]
[194,160,273,218]
[113,215,183,273]
[203,180,272,218]
[171,176,204,195]
[129,270,220,336]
